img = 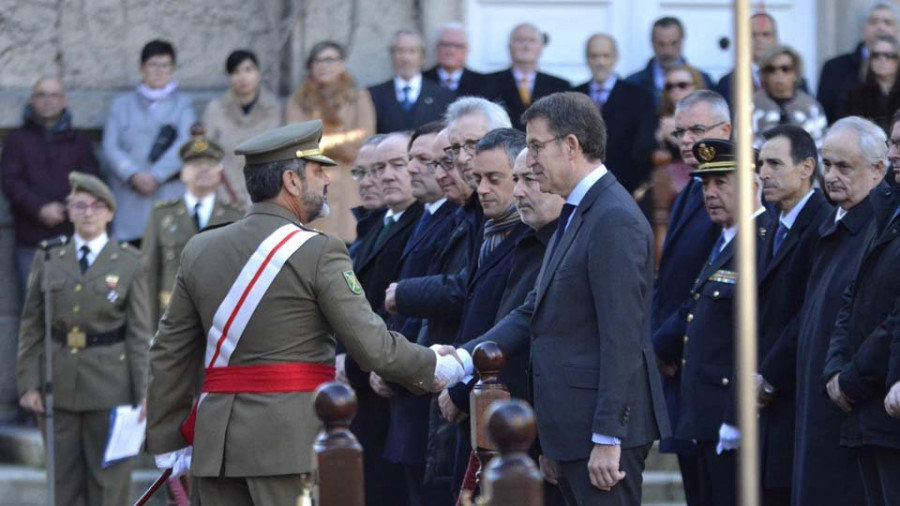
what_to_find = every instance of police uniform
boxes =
[142,130,244,331]
[145,120,438,505]
[17,172,152,506]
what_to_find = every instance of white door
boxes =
[465,0,818,90]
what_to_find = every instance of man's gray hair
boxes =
[869,1,900,21]
[445,96,512,131]
[675,90,732,124]
[362,134,388,149]
[390,29,425,51]
[437,21,468,40]
[827,116,888,168]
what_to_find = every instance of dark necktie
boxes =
[772,223,789,257]
[401,85,413,111]
[79,245,91,274]
[592,88,605,112]
[411,210,432,241]
[707,234,727,265]
[553,204,577,250]
[890,205,900,225]
[193,203,202,231]
[375,216,395,247]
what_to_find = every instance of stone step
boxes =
[0,465,167,506]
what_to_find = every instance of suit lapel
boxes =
[82,240,117,282]
[468,223,525,289]
[759,192,823,283]
[664,180,705,249]
[694,241,735,291]
[357,204,421,273]
[57,242,82,283]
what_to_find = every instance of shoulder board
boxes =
[153,198,181,209]
[118,242,140,255]
[296,223,323,235]
[199,221,233,234]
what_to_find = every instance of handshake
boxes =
[430,344,470,392]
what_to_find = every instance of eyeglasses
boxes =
[671,121,727,140]
[665,81,693,92]
[889,138,900,150]
[312,56,343,65]
[444,139,481,159]
[426,156,455,174]
[762,64,794,74]
[144,61,173,71]
[871,51,900,61]
[69,201,109,214]
[351,167,374,180]
[527,135,565,156]
[437,41,467,50]
[33,92,63,100]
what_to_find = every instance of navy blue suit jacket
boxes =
[369,77,456,134]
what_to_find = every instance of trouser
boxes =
[39,408,134,506]
[195,474,309,505]
[677,448,706,506]
[857,445,900,506]
[695,441,736,506]
[554,443,652,506]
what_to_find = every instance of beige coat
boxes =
[202,89,283,208]
[146,203,435,477]
[286,87,376,243]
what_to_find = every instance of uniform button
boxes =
[119,354,126,361]
[72,305,80,313]
[686,313,693,322]
[681,358,686,366]
[721,377,729,386]
[683,335,689,344]
[713,290,720,298]
[693,293,700,301]
[74,284,82,292]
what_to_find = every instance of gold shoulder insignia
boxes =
[343,270,362,295]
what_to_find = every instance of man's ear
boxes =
[282,169,302,197]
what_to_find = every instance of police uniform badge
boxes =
[697,142,716,163]
[343,271,362,295]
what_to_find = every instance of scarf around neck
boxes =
[479,204,521,266]
[137,81,178,103]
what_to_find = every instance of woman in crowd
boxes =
[203,49,282,208]
[102,39,195,246]
[286,40,376,243]
[752,45,827,149]
[845,35,900,133]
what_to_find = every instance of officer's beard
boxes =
[304,190,329,221]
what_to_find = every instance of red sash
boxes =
[180,362,335,444]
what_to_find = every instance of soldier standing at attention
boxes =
[142,125,244,331]
[17,172,152,505]
[145,120,464,505]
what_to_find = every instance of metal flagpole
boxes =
[40,242,58,506]
[732,1,760,505]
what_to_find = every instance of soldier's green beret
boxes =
[180,123,225,162]
[234,119,337,167]
[690,138,758,176]
[68,171,116,212]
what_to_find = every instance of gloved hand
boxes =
[716,424,741,455]
[154,446,192,477]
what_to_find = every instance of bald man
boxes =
[423,22,489,97]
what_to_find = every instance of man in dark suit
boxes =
[655,139,768,506]
[451,92,668,505]
[792,117,884,506]
[818,3,899,123]
[574,33,656,194]
[369,30,455,134]
[752,126,834,506]
[484,23,570,130]
[650,90,729,506]
[346,130,425,506]
[625,17,713,110]
[824,110,900,506]
[422,22,488,97]
[348,134,388,259]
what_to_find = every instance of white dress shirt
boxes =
[394,74,423,104]
[184,192,216,230]
[73,232,109,268]
[436,68,464,91]
[589,74,618,106]
[512,67,537,95]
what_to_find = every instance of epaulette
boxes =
[199,221,233,234]
[119,242,140,254]
[153,198,181,209]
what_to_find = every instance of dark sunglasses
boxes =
[763,64,794,74]
[665,81,693,91]
[872,51,900,61]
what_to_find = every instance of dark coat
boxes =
[650,178,719,452]
[1,109,100,246]
[463,174,669,461]
[573,79,658,193]
[755,190,833,489]
[817,43,866,124]
[717,70,809,108]
[348,206,386,260]
[843,81,900,134]
[625,58,714,110]
[484,68,571,129]
[369,77,456,134]
[672,215,769,442]
[381,200,458,467]
[793,199,874,506]
[423,66,489,98]
[824,183,900,450]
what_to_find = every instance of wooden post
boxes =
[313,381,364,506]
[470,342,511,485]
[481,399,543,506]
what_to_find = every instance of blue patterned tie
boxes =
[772,223,789,257]
[401,85,413,111]
[708,234,726,265]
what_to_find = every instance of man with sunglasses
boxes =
[650,90,730,506]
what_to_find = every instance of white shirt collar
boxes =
[73,232,109,266]
[778,189,815,230]
[424,197,447,215]
[184,192,216,229]
[436,68,464,88]
[512,67,537,90]
[394,74,423,103]
[384,208,405,224]
[721,207,767,248]
[566,165,609,207]
[835,206,849,223]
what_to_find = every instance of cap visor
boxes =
[689,166,736,178]
[305,154,338,166]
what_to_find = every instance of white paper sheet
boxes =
[102,405,146,468]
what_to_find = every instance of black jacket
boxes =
[484,68,571,129]
[369,77,456,134]
[422,66,489,98]
[817,43,866,124]
[844,81,900,133]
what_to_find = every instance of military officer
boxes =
[142,125,244,331]
[653,139,769,506]
[17,172,151,506]
[145,120,465,505]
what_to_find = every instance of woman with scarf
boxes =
[102,39,195,247]
[286,40,376,243]
[203,49,282,208]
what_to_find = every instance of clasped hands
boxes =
[430,344,466,392]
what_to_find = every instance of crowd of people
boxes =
[4,3,900,506]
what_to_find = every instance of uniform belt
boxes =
[180,362,336,444]
[53,326,126,347]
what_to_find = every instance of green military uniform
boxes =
[146,120,437,505]
[17,173,152,506]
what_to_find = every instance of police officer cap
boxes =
[235,119,337,167]
[68,171,116,212]
[690,138,758,176]
[180,123,225,162]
